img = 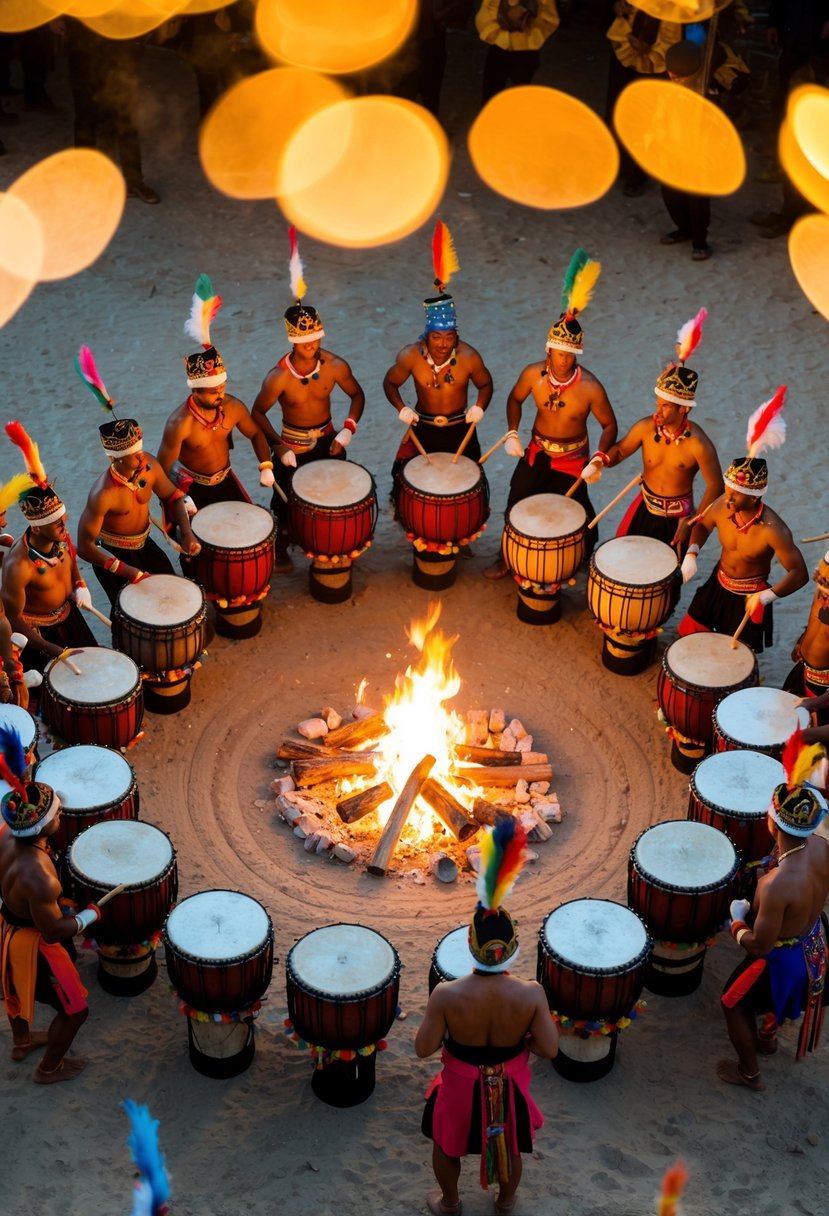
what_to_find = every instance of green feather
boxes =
[194,273,214,301]
[560,248,588,312]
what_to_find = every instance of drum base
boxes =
[97,950,158,996]
[214,605,262,639]
[516,589,561,626]
[553,1030,617,1083]
[309,562,353,605]
[187,1018,256,1079]
[144,679,192,716]
[670,738,707,774]
[644,944,707,997]
[412,550,457,591]
[601,635,655,676]
[310,1051,378,1107]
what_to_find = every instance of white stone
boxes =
[298,717,329,740]
[535,801,562,823]
[466,710,489,746]
[529,781,550,795]
[508,718,527,740]
[321,706,343,730]
[315,833,335,854]
[278,801,303,826]
[333,842,357,864]
[515,735,534,753]
[270,775,296,796]
[514,779,531,804]
[500,730,517,752]
[353,705,376,720]
[489,708,506,734]
[429,852,458,883]
[304,831,321,851]
[466,845,481,872]
[522,752,549,766]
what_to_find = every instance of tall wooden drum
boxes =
[587,537,680,674]
[502,494,586,625]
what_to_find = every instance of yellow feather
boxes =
[568,258,601,316]
[0,472,35,514]
[790,742,825,788]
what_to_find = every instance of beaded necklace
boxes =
[109,464,146,494]
[25,528,64,575]
[188,395,226,432]
[732,503,764,534]
[421,345,456,389]
[653,409,691,444]
[544,363,580,410]
[284,353,321,385]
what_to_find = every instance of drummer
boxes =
[785,550,829,725]
[601,311,723,557]
[484,249,616,578]
[252,231,365,572]
[156,275,275,510]
[77,419,201,608]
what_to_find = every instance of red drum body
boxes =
[398,453,489,590]
[502,494,587,625]
[657,634,759,772]
[65,820,177,996]
[286,923,401,1106]
[190,502,275,637]
[713,687,811,759]
[628,821,738,996]
[428,926,473,993]
[35,745,139,857]
[113,575,206,713]
[587,537,680,675]
[688,750,782,868]
[163,890,274,1078]
[42,646,143,749]
[537,899,650,1082]
[288,461,378,604]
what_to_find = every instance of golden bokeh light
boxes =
[0,0,56,32]
[8,150,126,282]
[788,213,829,323]
[279,96,449,248]
[200,68,348,200]
[468,86,618,210]
[790,85,829,184]
[614,79,745,195]
[80,1,175,37]
[780,110,829,217]
[255,0,417,75]
[630,0,731,19]
[0,194,43,328]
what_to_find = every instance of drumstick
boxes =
[587,474,643,530]
[452,422,477,464]
[731,611,751,649]
[149,513,186,555]
[57,651,82,676]
[801,532,829,544]
[565,476,584,499]
[405,426,431,463]
[271,480,288,504]
[95,881,127,908]
[478,432,510,465]
[80,601,112,629]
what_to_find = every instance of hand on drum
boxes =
[181,533,202,558]
[729,898,751,924]
[398,406,418,426]
[745,588,777,622]
[505,433,524,458]
[465,405,484,424]
[73,585,93,610]
[331,429,352,454]
[46,648,82,673]
[680,550,698,584]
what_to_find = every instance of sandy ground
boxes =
[1,12,829,1216]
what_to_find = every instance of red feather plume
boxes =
[746,385,786,458]
[5,421,47,488]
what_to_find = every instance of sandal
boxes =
[659,230,690,246]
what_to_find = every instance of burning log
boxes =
[326,711,389,750]
[455,763,553,787]
[420,777,480,842]
[453,744,522,766]
[368,755,436,877]
[336,781,394,824]
[292,755,378,787]
[278,739,344,761]
[472,798,515,827]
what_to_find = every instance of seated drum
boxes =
[688,750,782,870]
[628,820,738,997]
[586,536,680,675]
[713,686,811,759]
[502,494,587,625]
[397,452,489,590]
[657,633,759,772]
[163,889,274,1079]
[428,925,474,993]
[190,501,275,637]
[113,574,206,713]
[41,646,144,750]
[288,460,378,604]
[537,899,650,1082]
[34,744,139,857]
[286,923,401,1107]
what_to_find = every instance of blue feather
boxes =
[0,724,27,780]
[123,1100,171,1212]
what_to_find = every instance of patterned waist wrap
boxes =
[530,431,588,456]
[804,663,829,688]
[717,568,768,595]
[98,525,151,551]
[176,461,231,487]
[22,600,71,628]
[278,420,334,451]
[416,409,466,428]
[641,481,693,518]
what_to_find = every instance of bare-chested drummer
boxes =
[77,419,201,608]
[785,550,829,724]
[602,311,723,557]
[157,275,275,509]
[252,237,365,572]
[485,250,616,577]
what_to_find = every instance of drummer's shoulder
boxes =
[577,363,606,389]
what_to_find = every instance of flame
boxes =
[356,677,368,706]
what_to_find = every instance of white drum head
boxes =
[715,687,810,747]
[403,452,480,495]
[693,750,784,814]
[542,899,648,969]
[634,820,736,887]
[0,703,37,751]
[47,647,139,703]
[191,502,274,548]
[68,820,172,887]
[35,745,133,808]
[508,494,586,539]
[292,460,374,507]
[666,633,756,687]
[165,890,271,961]
[118,574,204,626]
[289,924,397,996]
[434,926,474,979]
[593,536,678,584]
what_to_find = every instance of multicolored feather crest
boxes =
[432,220,459,292]
[5,421,46,488]
[74,345,114,411]
[476,816,527,910]
[0,725,28,799]
[781,726,825,791]
[0,471,36,513]
[184,273,222,349]
[675,307,707,363]
[288,226,307,302]
[561,248,601,318]
[657,1161,688,1216]
[123,1099,171,1216]
[746,385,786,458]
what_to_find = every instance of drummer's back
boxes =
[439,972,538,1047]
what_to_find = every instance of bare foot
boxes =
[495,1200,516,1214]
[426,1191,462,1215]
[483,557,509,580]
[11,1030,49,1060]
[33,1056,88,1084]
[716,1059,765,1091]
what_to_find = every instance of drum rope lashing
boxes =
[282,1018,388,1068]
[174,996,263,1024]
[82,929,163,958]
[550,998,647,1037]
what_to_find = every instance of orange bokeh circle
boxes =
[788,213,829,323]
[0,194,43,328]
[789,85,829,189]
[255,0,417,75]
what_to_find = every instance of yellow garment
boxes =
[714,42,750,92]
[476,0,560,51]
[1,921,39,1022]
[606,10,681,76]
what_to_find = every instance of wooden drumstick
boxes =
[587,474,643,530]
[95,881,127,908]
[149,513,186,555]
[80,601,112,629]
[452,422,477,464]
[478,432,510,465]
[57,651,82,676]
[565,476,584,499]
[731,611,751,649]
[405,426,431,463]
[801,532,829,544]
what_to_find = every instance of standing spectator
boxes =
[476,0,560,103]
[658,40,713,261]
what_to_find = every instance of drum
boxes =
[286,923,401,1106]
[0,703,39,774]
[688,750,782,868]
[288,461,378,604]
[657,634,759,772]
[190,501,275,637]
[113,574,206,713]
[428,925,473,992]
[587,537,680,674]
[65,819,177,995]
[397,453,490,590]
[537,900,651,1082]
[628,820,738,996]
[713,686,811,758]
[41,646,144,750]
[35,745,139,857]
[163,890,274,1078]
[502,494,587,625]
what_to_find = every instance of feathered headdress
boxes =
[0,471,36,513]
[560,248,601,319]
[124,1100,171,1216]
[0,724,28,801]
[476,816,527,911]
[184,274,222,350]
[675,307,707,365]
[5,422,47,488]
[658,1162,688,1216]
[432,219,459,294]
[288,225,307,303]
[75,345,115,412]
[781,725,824,792]
[746,385,786,458]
